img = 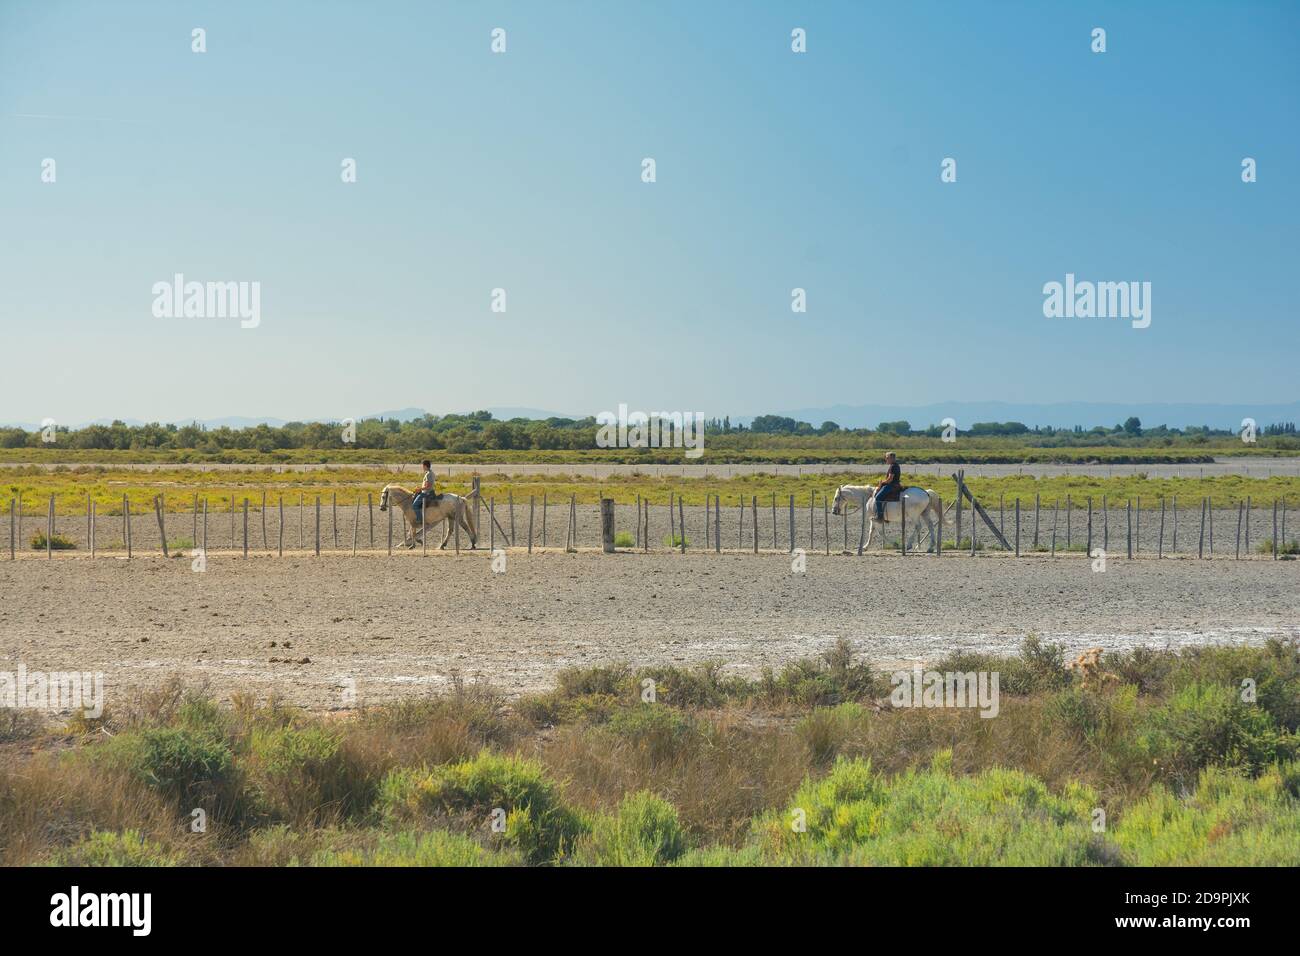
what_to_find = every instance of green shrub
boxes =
[1114,762,1300,865]
[749,753,1112,866]
[1139,682,1299,789]
[577,791,686,866]
[91,727,237,812]
[797,703,868,765]
[248,725,375,824]
[47,829,181,867]
[613,531,635,547]
[604,705,700,764]
[375,752,587,863]
[30,532,75,550]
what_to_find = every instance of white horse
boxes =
[379,484,478,550]
[831,484,943,552]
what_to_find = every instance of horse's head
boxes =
[378,485,391,511]
[831,486,845,516]
[831,485,873,516]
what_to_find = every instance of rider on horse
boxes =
[875,452,902,521]
[411,459,438,526]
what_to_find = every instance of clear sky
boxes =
[1,0,1296,424]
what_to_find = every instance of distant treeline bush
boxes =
[2,413,1296,456]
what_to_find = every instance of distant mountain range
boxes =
[3,402,1295,432]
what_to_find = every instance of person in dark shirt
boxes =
[875,452,902,520]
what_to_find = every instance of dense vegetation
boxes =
[2,413,1297,465]
[4,638,1297,866]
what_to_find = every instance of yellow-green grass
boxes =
[3,466,1300,515]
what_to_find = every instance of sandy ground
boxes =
[1,537,1296,712]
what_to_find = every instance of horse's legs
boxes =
[864,518,875,551]
[439,517,453,549]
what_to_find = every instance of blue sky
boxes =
[1,0,1296,424]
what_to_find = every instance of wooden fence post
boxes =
[472,478,481,545]
[669,492,676,548]
[192,492,198,547]
[155,495,169,558]
[202,498,208,555]
[823,494,829,556]
[1235,501,1244,559]
[751,496,758,554]
[1135,496,1141,554]
[1065,494,1071,549]
[1156,498,1165,559]
[47,494,54,559]
[770,493,777,550]
[715,495,721,553]
[509,490,516,546]
[901,495,908,556]
[1273,499,1279,560]
[125,495,132,559]
[299,493,305,550]
[91,499,97,558]
[1014,498,1020,557]
[1102,494,1108,552]
[788,495,795,554]
[528,496,535,554]
[809,492,815,551]
[601,498,615,553]
[243,498,249,558]
[1198,497,1207,559]
[279,496,284,557]
[542,491,548,549]
[1245,496,1251,553]
[569,494,577,551]
[454,499,462,555]
[1033,493,1040,549]
[315,497,321,557]
[1172,495,1178,553]
[368,492,374,549]
[261,490,268,551]
[1086,497,1093,556]
[738,495,744,550]
[1051,498,1058,556]
[678,496,686,554]
[635,494,641,549]
[954,470,964,546]
[9,499,14,560]
[333,492,339,550]
[352,498,360,556]
[230,495,235,550]
[857,497,866,556]
[1125,500,1132,559]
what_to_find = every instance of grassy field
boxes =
[3,638,1297,866]
[3,465,1299,516]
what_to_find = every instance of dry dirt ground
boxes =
[1,543,1296,712]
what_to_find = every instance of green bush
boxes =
[604,705,700,764]
[613,531,635,547]
[30,532,75,550]
[1139,682,1299,789]
[748,753,1112,866]
[248,725,374,824]
[577,791,686,866]
[375,752,587,863]
[91,727,237,812]
[1115,762,1300,865]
